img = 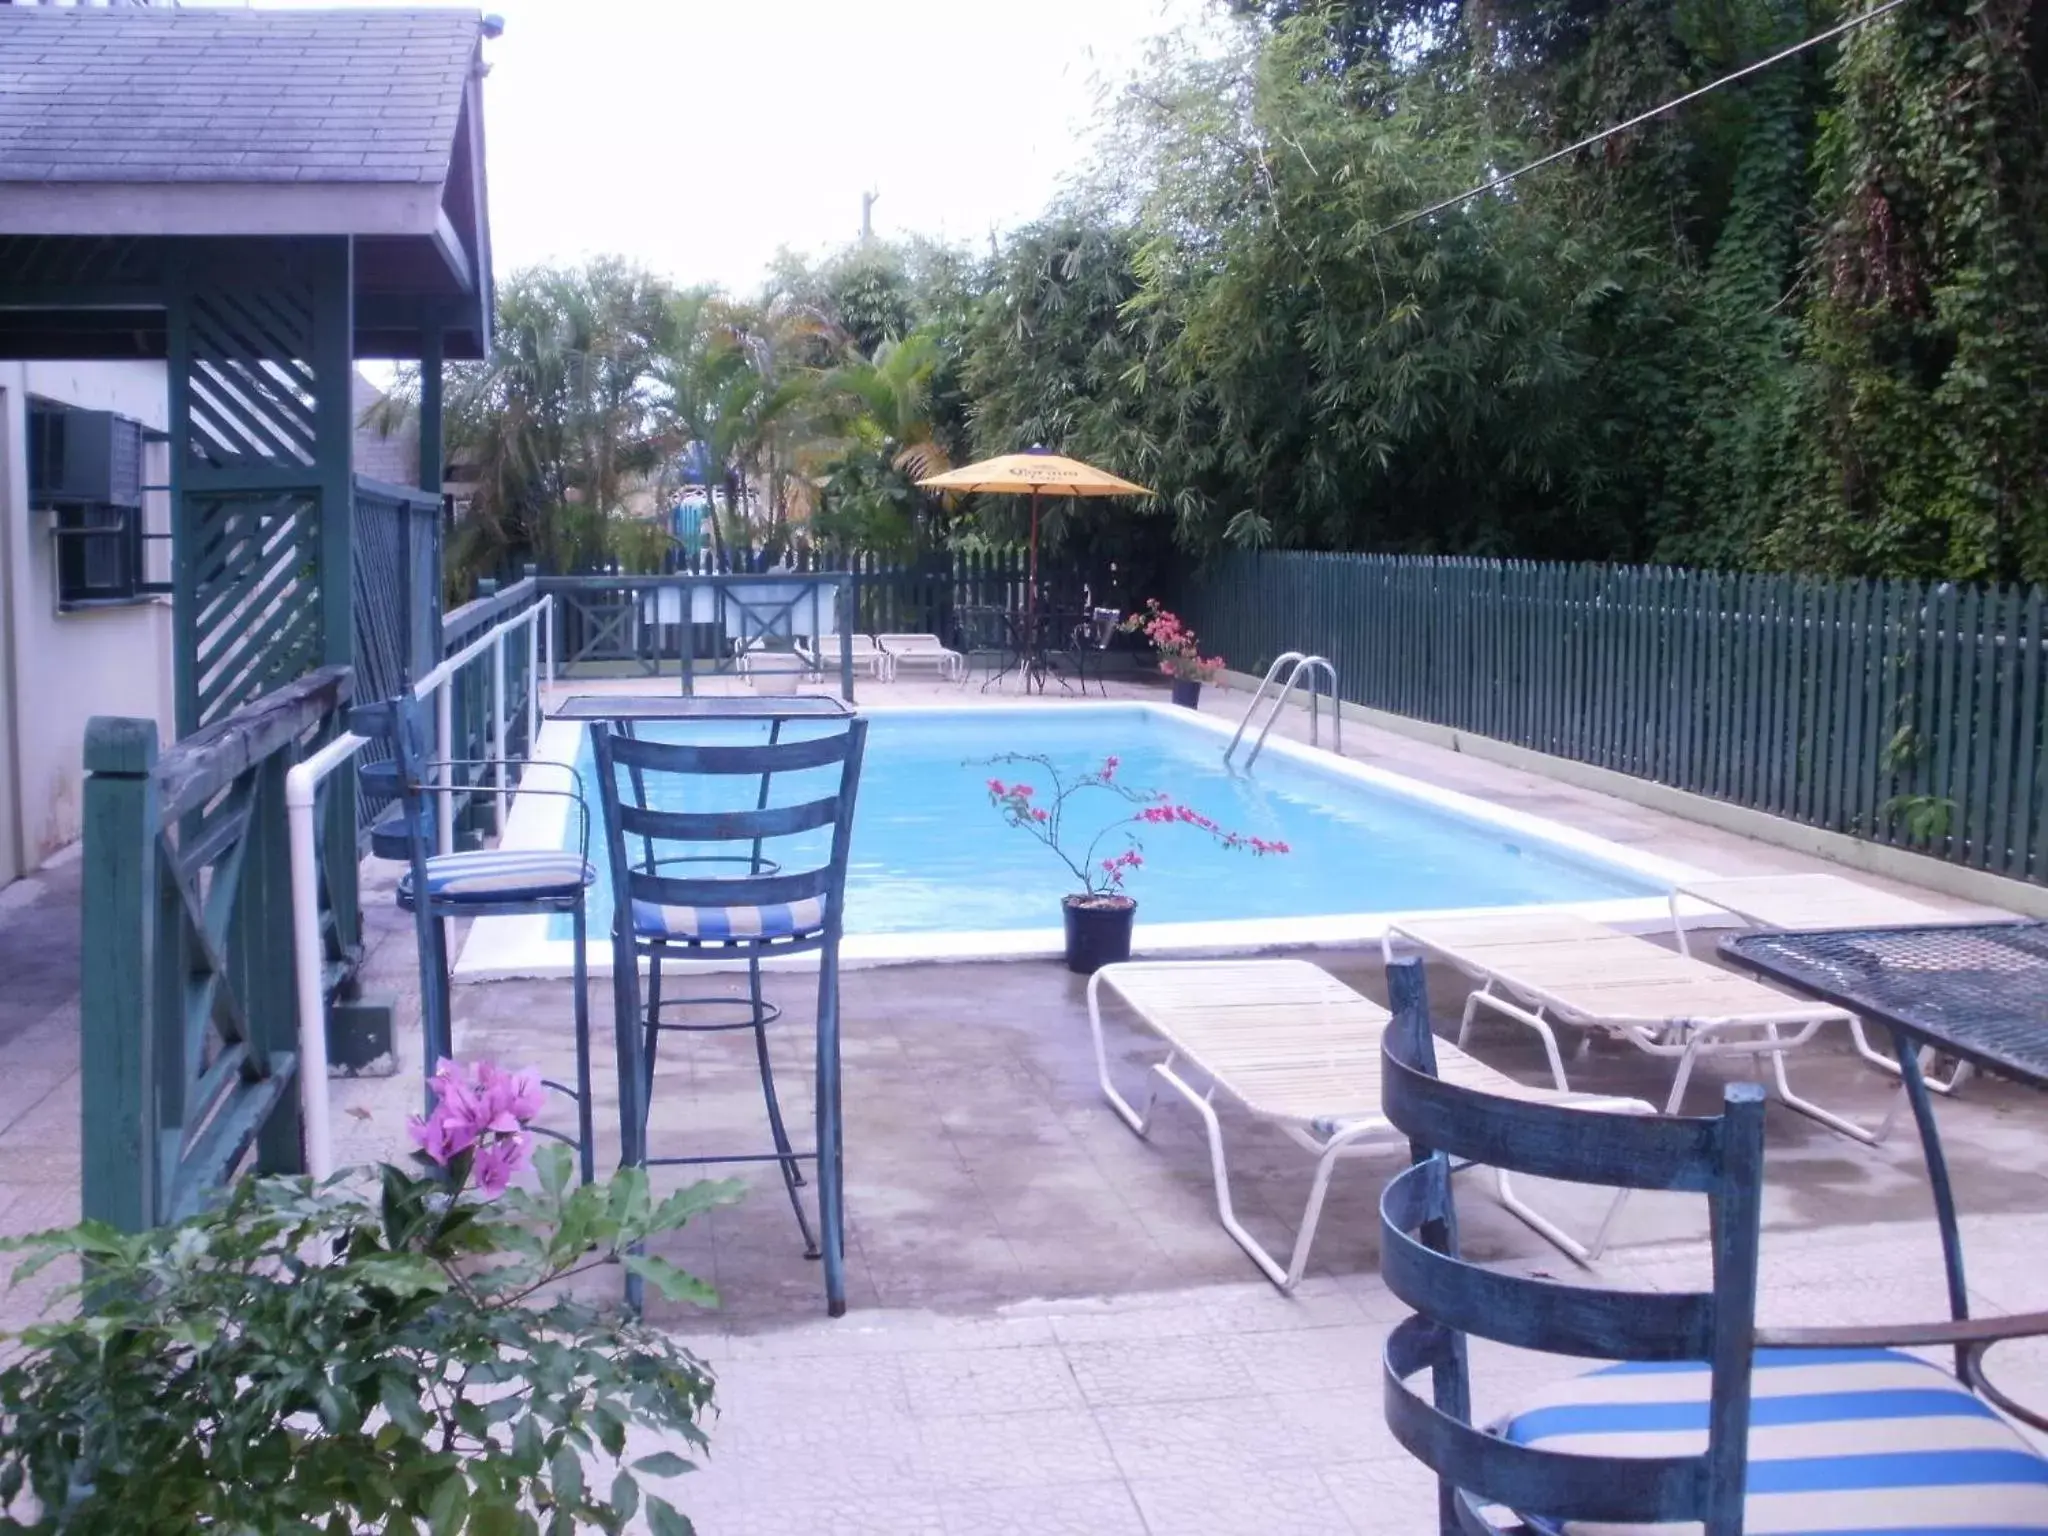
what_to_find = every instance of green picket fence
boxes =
[1182,553,2048,885]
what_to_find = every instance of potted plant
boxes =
[982,753,1289,973]
[1120,599,1225,709]
[0,1058,736,1534]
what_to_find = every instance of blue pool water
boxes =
[549,707,1657,938]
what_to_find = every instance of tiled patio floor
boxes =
[4,673,2046,1533]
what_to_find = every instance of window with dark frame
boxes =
[54,504,142,605]
[27,401,169,610]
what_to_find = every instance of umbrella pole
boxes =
[1026,490,1041,691]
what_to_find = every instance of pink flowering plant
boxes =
[0,1056,743,1534]
[1120,599,1225,684]
[981,751,1289,901]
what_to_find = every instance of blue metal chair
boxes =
[352,693,596,1183]
[590,718,868,1316]
[1377,955,2048,1535]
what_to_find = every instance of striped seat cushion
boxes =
[401,850,594,903]
[1502,1347,2048,1534]
[632,895,827,943]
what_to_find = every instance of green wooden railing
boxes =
[1182,553,2048,885]
[81,667,355,1230]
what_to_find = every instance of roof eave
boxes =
[0,182,446,238]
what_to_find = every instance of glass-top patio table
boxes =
[1724,920,2048,1420]
[549,694,853,723]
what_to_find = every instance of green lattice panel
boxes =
[171,243,348,730]
[183,284,319,471]
[189,493,323,726]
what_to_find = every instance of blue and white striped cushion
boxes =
[403,850,594,903]
[1503,1347,2048,1533]
[632,895,827,943]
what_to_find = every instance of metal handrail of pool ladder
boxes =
[1224,653,1341,769]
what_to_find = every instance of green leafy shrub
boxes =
[0,1061,738,1535]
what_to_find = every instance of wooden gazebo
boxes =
[0,4,498,1228]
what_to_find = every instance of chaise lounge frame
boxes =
[1086,959,1653,1290]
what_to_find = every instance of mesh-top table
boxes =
[1723,923,2048,1082]
[1723,921,2048,1384]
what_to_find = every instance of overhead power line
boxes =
[1369,0,1912,239]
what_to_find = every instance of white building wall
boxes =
[0,360,177,887]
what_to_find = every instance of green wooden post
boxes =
[311,238,361,955]
[839,574,856,704]
[2020,589,2045,880]
[418,311,445,499]
[80,718,162,1232]
[249,751,306,1175]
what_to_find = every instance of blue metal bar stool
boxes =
[1377,955,2048,1534]
[353,694,597,1183]
[591,718,868,1316]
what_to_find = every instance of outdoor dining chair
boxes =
[1066,605,1120,696]
[1377,955,2048,1535]
[352,692,597,1182]
[591,717,868,1315]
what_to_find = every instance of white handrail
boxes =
[282,591,553,1178]
[1225,652,1307,763]
[1225,652,1341,769]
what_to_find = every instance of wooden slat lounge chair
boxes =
[876,632,964,681]
[1671,871,2000,1096]
[1086,959,1653,1289]
[1385,910,1886,1143]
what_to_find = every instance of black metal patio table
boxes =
[966,607,1090,695]
[1723,920,2048,1408]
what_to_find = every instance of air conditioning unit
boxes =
[27,407,144,509]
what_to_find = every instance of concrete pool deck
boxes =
[2,671,2042,1533]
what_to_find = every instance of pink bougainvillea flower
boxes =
[409,1057,546,1173]
[471,1131,533,1198]
[411,1058,484,1162]
[407,1107,460,1165]
[976,749,1285,898]
[473,1061,546,1133]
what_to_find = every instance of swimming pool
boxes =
[457,702,1701,976]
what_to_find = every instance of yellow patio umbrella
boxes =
[917,447,1151,653]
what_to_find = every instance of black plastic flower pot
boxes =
[1062,894,1137,975]
[1170,679,1203,710]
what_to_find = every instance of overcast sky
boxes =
[440,0,1211,292]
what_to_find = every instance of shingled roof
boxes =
[0,5,496,359]
[0,6,480,189]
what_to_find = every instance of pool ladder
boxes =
[1224,653,1341,768]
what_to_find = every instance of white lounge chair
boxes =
[876,632,964,681]
[731,635,811,681]
[1670,872,1995,1095]
[1087,959,1653,1289]
[794,633,895,682]
[1384,910,1885,1143]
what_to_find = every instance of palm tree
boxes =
[650,289,831,564]
[429,261,675,590]
[811,331,955,554]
